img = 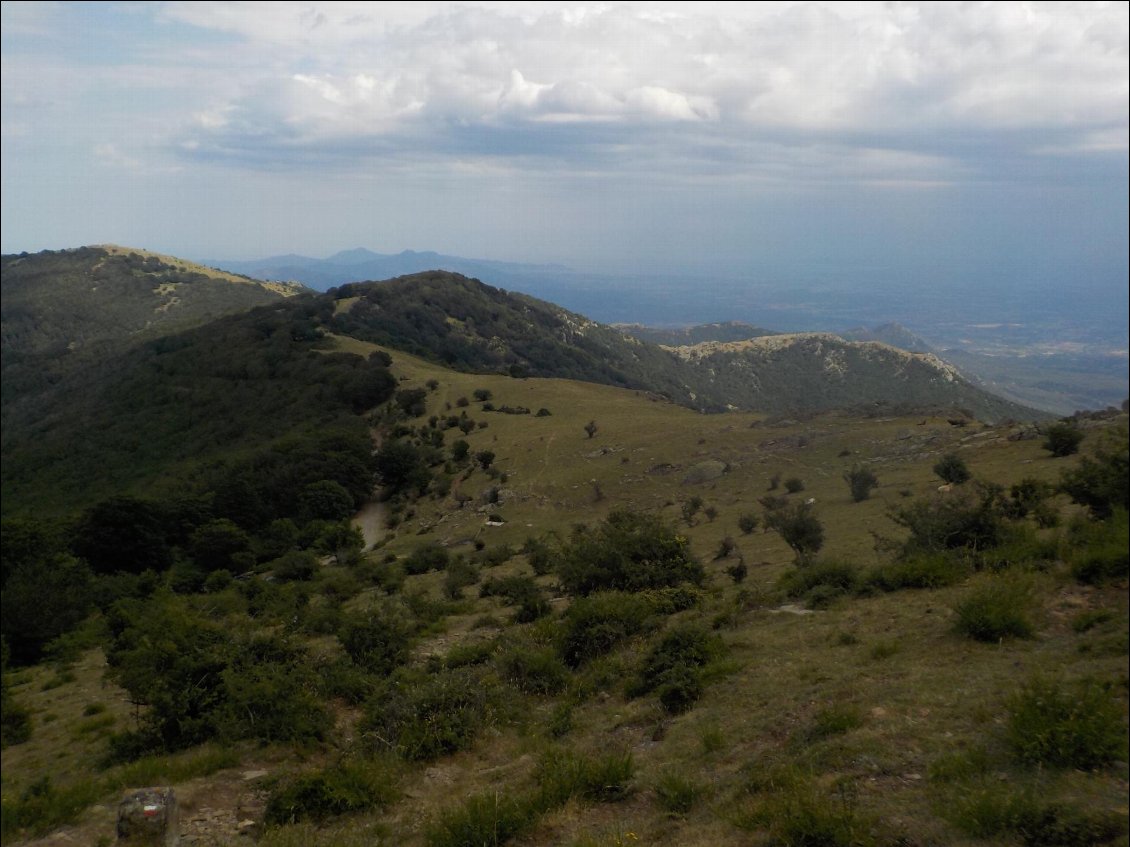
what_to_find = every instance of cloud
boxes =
[158,1,1126,186]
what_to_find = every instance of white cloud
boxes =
[160,0,1125,179]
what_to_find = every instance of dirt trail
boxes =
[352,497,387,551]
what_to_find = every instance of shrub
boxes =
[934,453,971,485]
[363,668,498,761]
[442,558,479,600]
[862,554,969,592]
[889,486,1004,555]
[472,389,492,402]
[952,576,1034,642]
[655,771,705,816]
[764,502,824,565]
[270,550,319,582]
[778,561,858,608]
[522,536,555,576]
[338,607,414,674]
[798,704,864,744]
[844,466,879,502]
[1058,426,1128,519]
[1006,676,1127,769]
[536,748,635,807]
[497,645,569,695]
[944,782,1128,844]
[714,536,737,560]
[426,791,535,847]
[265,757,399,825]
[1067,510,1129,584]
[631,624,723,698]
[657,665,704,715]
[557,510,702,596]
[784,477,805,494]
[737,513,759,535]
[735,775,874,847]
[1042,421,1084,457]
[403,542,451,575]
[559,592,654,667]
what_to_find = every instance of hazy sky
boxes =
[2,1,1127,291]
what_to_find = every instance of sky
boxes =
[2,1,1127,301]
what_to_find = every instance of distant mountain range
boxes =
[205,247,569,292]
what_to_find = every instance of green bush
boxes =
[1067,510,1129,584]
[889,486,1003,555]
[265,757,399,825]
[735,775,874,847]
[778,561,859,608]
[862,554,969,592]
[1058,425,1128,519]
[934,452,971,485]
[536,748,635,806]
[426,791,536,847]
[1006,676,1127,769]
[944,782,1127,845]
[657,665,704,715]
[655,771,705,816]
[497,645,569,695]
[844,466,879,502]
[442,558,480,600]
[764,502,824,566]
[629,623,723,713]
[403,542,451,575]
[798,704,864,744]
[952,576,1034,642]
[363,668,498,761]
[557,510,702,596]
[338,606,414,674]
[1042,421,1084,457]
[559,592,655,667]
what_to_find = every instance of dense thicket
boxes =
[2,297,394,515]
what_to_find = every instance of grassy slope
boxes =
[2,343,1125,847]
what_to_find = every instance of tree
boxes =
[844,466,879,502]
[73,496,172,575]
[298,480,356,523]
[889,485,1004,554]
[475,450,496,471]
[584,420,598,439]
[1042,422,1084,457]
[1059,425,1129,519]
[737,513,759,535]
[764,502,824,565]
[557,510,703,596]
[189,519,251,572]
[933,453,971,485]
[681,496,703,525]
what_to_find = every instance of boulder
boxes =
[117,787,178,846]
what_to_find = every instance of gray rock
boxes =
[117,787,178,846]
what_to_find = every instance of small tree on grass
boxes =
[737,513,759,535]
[1042,422,1084,457]
[584,420,598,439]
[844,466,879,502]
[475,450,496,471]
[934,453,971,485]
[765,502,824,566]
[681,496,703,526]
